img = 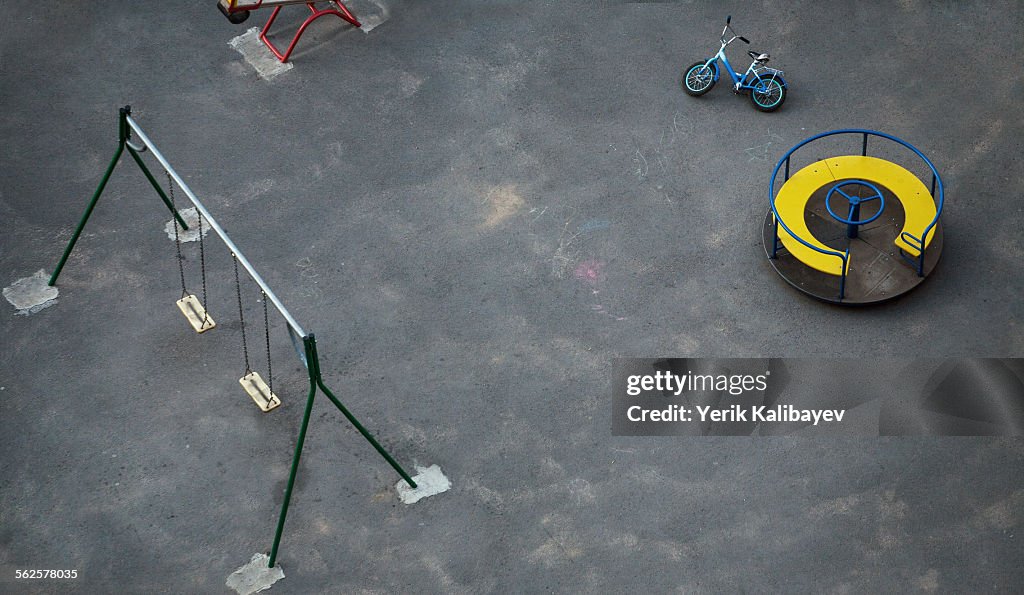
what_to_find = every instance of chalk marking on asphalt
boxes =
[746,129,784,161]
[632,142,649,179]
[579,219,610,233]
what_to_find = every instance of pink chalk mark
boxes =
[573,260,605,285]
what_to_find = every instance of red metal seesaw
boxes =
[218,0,361,63]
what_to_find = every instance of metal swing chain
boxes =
[233,254,252,373]
[165,172,188,298]
[262,290,273,395]
[197,210,210,325]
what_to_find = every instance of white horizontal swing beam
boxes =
[125,116,310,354]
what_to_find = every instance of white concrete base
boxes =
[396,464,451,504]
[3,270,58,315]
[347,0,391,33]
[226,553,284,595]
[228,28,294,80]
[164,207,211,243]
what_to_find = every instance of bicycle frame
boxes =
[702,27,786,92]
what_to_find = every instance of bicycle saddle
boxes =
[748,50,770,63]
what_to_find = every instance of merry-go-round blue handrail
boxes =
[769,129,944,298]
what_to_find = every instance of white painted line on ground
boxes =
[3,270,58,315]
[226,553,284,595]
[228,28,293,80]
[396,464,451,504]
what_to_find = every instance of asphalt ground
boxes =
[2,1,1023,593]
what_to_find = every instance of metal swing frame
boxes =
[49,106,417,568]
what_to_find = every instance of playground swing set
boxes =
[47,106,422,569]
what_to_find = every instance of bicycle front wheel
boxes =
[682,61,716,96]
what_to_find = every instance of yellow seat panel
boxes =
[774,163,849,276]
[774,155,939,275]
[823,156,937,257]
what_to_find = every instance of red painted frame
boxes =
[223,1,362,63]
[260,2,361,62]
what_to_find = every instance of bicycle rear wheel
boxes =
[750,78,786,111]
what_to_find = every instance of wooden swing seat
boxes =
[176,294,216,333]
[240,371,281,412]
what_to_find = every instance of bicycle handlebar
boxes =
[721,18,750,46]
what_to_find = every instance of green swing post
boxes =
[268,336,319,569]
[49,106,189,287]
[126,146,189,228]
[310,339,417,488]
[267,334,417,568]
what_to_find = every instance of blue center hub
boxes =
[825,179,885,226]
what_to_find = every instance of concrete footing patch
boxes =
[4,270,58,315]
[396,464,451,504]
[347,0,391,33]
[164,207,212,243]
[226,553,284,595]
[229,28,293,80]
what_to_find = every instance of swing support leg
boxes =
[49,106,190,287]
[267,337,318,569]
[126,146,189,230]
[49,142,124,286]
[267,334,417,568]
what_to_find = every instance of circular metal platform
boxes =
[762,177,943,304]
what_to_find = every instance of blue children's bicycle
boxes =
[683,16,788,112]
